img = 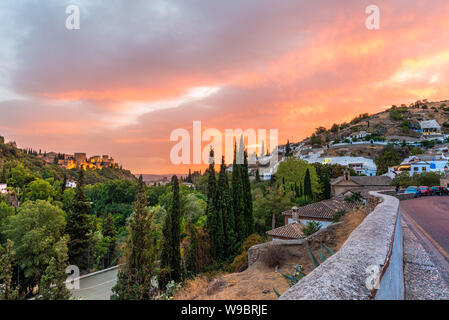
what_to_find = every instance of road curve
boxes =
[401,196,449,259]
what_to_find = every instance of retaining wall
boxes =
[280,191,404,300]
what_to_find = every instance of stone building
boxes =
[330,170,393,196]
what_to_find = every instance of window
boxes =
[422,167,427,171]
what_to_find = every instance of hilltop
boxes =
[288,99,449,162]
[0,135,136,186]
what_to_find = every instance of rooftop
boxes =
[331,175,392,187]
[282,197,364,220]
[266,222,306,239]
[419,120,441,129]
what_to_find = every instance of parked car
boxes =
[405,186,421,198]
[440,187,449,196]
[418,186,433,196]
[431,186,442,196]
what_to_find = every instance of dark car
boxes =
[431,186,442,196]
[440,187,449,196]
[418,186,433,196]
[405,186,421,198]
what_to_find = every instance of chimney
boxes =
[344,169,350,181]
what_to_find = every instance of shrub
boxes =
[263,245,285,268]
[331,210,347,222]
[228,234,264,272]
[302,221,322,236]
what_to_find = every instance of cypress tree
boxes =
[112,176,158,300]
[66,168,91,271]
[304,168,313,199]
[217,157,235,259]
[205,149,224,261]
[185,219,198,274]
[242,150,253,237]
[255,169,260,182]
[285,140,292,157]
[161,175,182,284]
[323,173,331,199]
[231,143,245,245]
[102,213,116,268]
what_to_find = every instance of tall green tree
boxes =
[205,149,224,261]
[0,240,18,300]
[39,237,72,300]
[160,175,182,284]
[185,219,198,274]
[231,143,245,245]
[285,140,292,157]
[3,200,66,293]
[322,173,331,199]
[111,176,158,300]
[241,150,254,237]
[66,168,91,271]
[216,157,235,259]
[102,213,116,268]
[304,168,313,199]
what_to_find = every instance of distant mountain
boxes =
[138,173,187,184]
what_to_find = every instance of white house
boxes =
[0,183,7,194]
[65,180,77,188]
[306,156,378,176]
[419,120,442,136]
[410,162,431,176]
[349,131,368,140]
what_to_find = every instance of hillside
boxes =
[0,135,136,186]
[295,99,449,159]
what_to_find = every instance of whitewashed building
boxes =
[0,183,7,194]
[65,180,77,188]
[419,120,442,136]
[305,156,377,176]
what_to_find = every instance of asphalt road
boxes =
[401,196,449,262]
[68,266,118,300]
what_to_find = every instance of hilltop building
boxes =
[419,120,442,136]
[41,151,117,170]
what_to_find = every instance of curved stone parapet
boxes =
[280,191,403,300]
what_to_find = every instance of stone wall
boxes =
[378,190,415,201]
[248,223,341,269]
[280,191,403,300]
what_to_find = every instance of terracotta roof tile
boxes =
[282,199,364,219]
[266,222,306,239]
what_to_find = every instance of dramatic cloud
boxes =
[1,0,449,173]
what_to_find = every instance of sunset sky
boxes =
[1,0,449,174]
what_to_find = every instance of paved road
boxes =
[68,266,118,300]
[401,197,449,260]
[401,197,449,299]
